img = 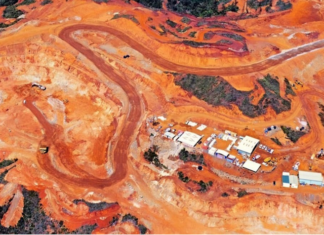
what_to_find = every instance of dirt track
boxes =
[60,24,324,76]
[22,23,324,189]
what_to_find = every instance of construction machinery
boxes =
[39,146,49,154]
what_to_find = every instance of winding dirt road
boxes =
[23,23,324,188]
[60,24,324,76]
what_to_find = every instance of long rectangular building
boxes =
[299,170,323,186]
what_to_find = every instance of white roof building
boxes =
[158,116,166,121]
[237,136,260,156]
[164,132,176,139]
[197,124,207,131]
[186,121,198,127]
[299,170,323,186]
[242,159,261,172]
[208,147,217,156]
[289,175,298,188]
[216,149,229,157]
[177,131,202,147]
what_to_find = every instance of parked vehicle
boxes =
[270,149,274,154]
[259,144,263,149]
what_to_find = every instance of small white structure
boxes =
[209,139,216,148]
[282,172,290,188]
[186,121,198,127]
[208,147,217,156]
[158,116,167,121]
[237,136,260,157]
[177,131,202,147]
[225,130,237,137]
[299,170,323,186]
[197,124,207,131]
[164,132,175,139]
[289,175,299,188]
[216,149,229,157]
[242,159,261,172]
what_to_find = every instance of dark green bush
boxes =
[3,5,23,18]
[0,0,17,7]
[167,0,239,17]
[40,0,52,5]
[134,0,162,8]
[237,189,248,198]
[281,126,306,143]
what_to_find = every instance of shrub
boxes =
[143,147,167,169]
[318,103,324,127]
[166,19,177,28]
[281,126,306,143]
[271,137,282,146]
[134,0,162,9]
[221,192,229,197]
[179,148,205,165]
[276,0,292,10]
[0,0,17,6]
[237,189,248,198]
[284,78,296,96]
[167,0,239,17]
[181,16,191,24]
[0,158,17,168]
[17,0,35,6]
[40,0,52,5]
[188,31,196,37]
[3,5,23,18]
[111,14,139,24]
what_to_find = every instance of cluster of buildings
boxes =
[156,117,324,188]
[282,171,324,188]
[161,119,263,173]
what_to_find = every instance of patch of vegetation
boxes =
[221,192,229,197]
[284,78,296,96]
[0,158,17,169]
[247,0,271,10]
[167,0,239,17]
[237,189,248,198]
[40,0,52,5]
[179,148,205,165]
[73,199,117,213]
[0,0,17,7]
[181,16,191,24]
[175,74,291,118]
[134,0,162,9]
[216,31,244,41]
[178,171,190,183]
[111,14,139,24]
[183,40,210,47]
[0,19,18,28]
[194,180,213,192]
[281,126,306,143]
[178,171,213,192]
[16,0,35,6]
[0,187,97,233]
[3,5,23,18]
[176,26,192,33]
[271,137,282,146]
[276,0,292,10]
[215,39,232,45]
[143,146,167,169]
[122,214,147,234]
[203,31,214,40]
[109,216,119,227]
[166,19,177,28]
[317,103,324,127]
[188,31,196,38]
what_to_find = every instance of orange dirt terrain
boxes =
[1,0,324,233]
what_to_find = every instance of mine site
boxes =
[1,0,324,233]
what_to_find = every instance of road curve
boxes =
[60,24,324,76]
[25,24,324,188]
[24,27,143,188]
